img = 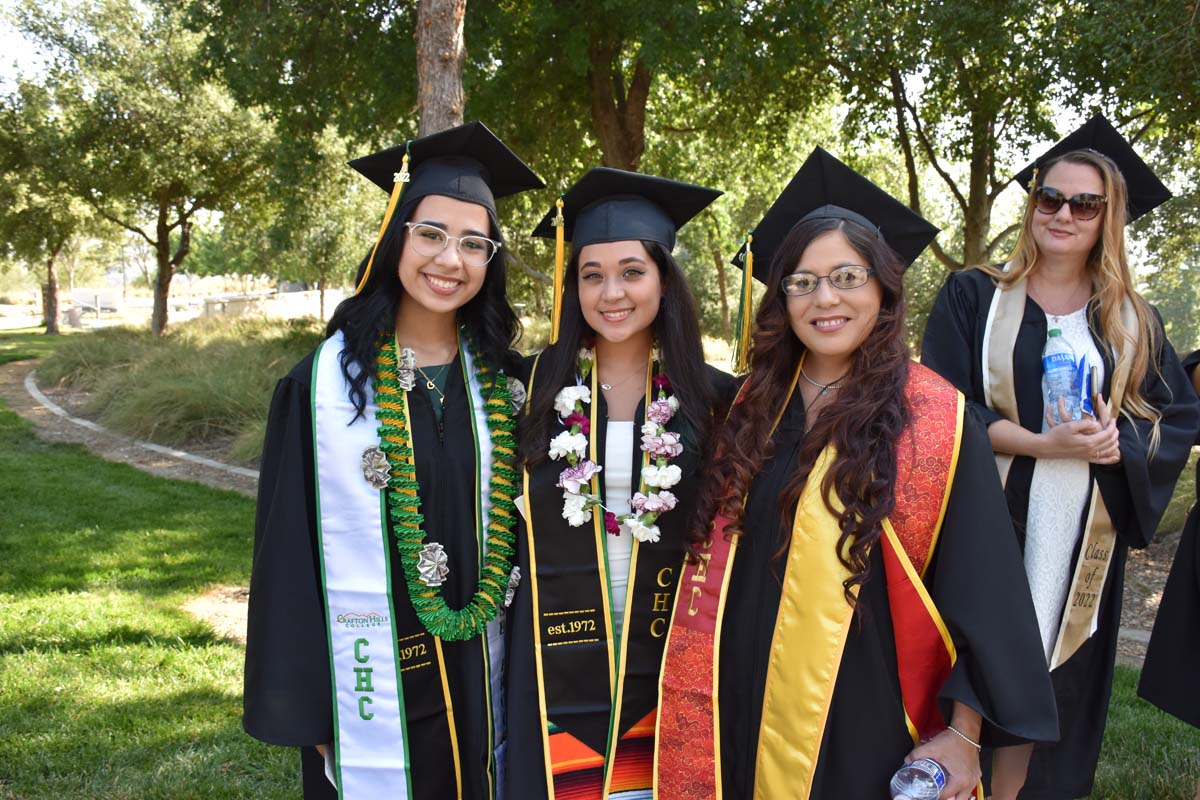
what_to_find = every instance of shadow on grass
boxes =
[0,406,255,598]
[0,623,224,656]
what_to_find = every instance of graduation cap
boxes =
[348,121,544,295]
[531,167,722,343]
[1012,113,1171,224]
[728,147,938,371]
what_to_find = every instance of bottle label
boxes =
[1042,352,1074,372]
[911,758,946,789]
[1077,355,1094,416]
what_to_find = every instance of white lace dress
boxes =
[1024,306,1105,664]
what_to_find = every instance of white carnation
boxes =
[641,421,660,437]
[623,516,662,543]
[562,491,593,526]
[549,430,588,461]
[554,385,592,417]
[642,463,683,489]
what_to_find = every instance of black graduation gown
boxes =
[1138,348,1200,727]
[505,362,736,799]
[243,348,501,800]
[717,389,1059,798]
[920,268,1200,798]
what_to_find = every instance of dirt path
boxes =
[1,358,1188,663]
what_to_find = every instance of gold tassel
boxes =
[732,234,755,374]
[549,197,566,345]
[354,151,411,296]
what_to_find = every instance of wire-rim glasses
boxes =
[404,222,501,267]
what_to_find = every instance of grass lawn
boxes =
[0,327,73,366]
[0,403,294,799]
[0,323,1197,796]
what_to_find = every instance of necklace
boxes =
[599,366,645,392]
[372,331,519,641]
[416,363,451,405]
[800,367,845,393]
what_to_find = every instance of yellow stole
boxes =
[983,271,1135,668]
[656,362,966,799]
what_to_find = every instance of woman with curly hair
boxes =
[921,115,1199,799]
[506,168,735,800]
[654,148,1058,800]
[243,122,542,799]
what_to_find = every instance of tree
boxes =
[0,82,91,334]
[417,0,467,135]
[12,0,274,335]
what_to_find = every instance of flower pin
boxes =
[417,542,450,587]
[507,376,527,412]
[361,446,391,489]
[398,347,417,391]
[504,566,522,608]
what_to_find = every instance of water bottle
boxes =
[890,757,948,800]
[1043,328,1081,424]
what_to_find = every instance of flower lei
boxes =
[549,344,683,543]
[373,331,519,641]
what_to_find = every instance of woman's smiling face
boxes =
[785,229,882,371]
[396,194,491,315]
[576,240,663,344]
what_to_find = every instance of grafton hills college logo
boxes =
[335,611,390,629]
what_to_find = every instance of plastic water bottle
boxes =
[1043,328,1081,424]
[890,757,948,800]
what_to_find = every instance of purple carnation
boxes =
[557,459,602,494]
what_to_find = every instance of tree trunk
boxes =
[961,108,996,267]
[416,0,466,136]
[587,33,650,171]
[319,275,327,320]
[707,224,731,340]
[43,243,62,336]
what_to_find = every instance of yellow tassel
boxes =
[733,234,755,374]
[549,197,566,345]
[354,151,411,296]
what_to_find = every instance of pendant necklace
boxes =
[416,363,451,406]
[800,367,845,397]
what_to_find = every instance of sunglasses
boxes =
[1034,187,1107,221]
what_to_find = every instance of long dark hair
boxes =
[325,195,521,418]
[691,217,910,604]
[518,241,715,465]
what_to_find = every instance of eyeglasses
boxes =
[1033,187,1107,221]
[780,264,874,296]
[404,222,501,267]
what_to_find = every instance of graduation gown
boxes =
[713,386,1058,798]
[1138,348,1200,727]
[920,268,1200,798]
[506,361,735,799]
[243,348,502,800]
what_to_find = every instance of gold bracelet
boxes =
[946,723,981,751]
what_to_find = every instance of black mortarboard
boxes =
[732,147,939,284]
[1012,113,1171,224]
[347,122,543,295]
[728,148,937,372]
[349,120,544,217]
[530,167,722,251]
[532,167,721,343]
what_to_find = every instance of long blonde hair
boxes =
[980,149,1162,450]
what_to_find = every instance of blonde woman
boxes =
[921,114,1200,800]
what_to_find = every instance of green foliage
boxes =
[37,317,323,461]
[0,404,295,799]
